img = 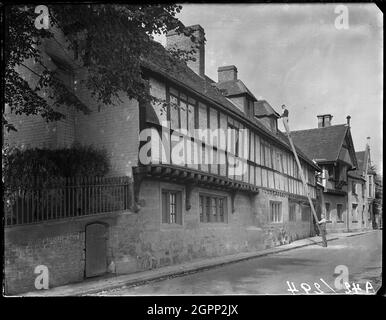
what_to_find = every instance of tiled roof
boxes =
[276,130,319,167]
[215,79,257,101]
[140,41,319,170]
[254,100,280,118]
[291,125,348,162]
[141,41,244,115]
[356,151,365,172]
[348,151,366,179]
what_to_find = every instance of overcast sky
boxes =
[156,3,383,174]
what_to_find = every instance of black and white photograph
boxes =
[2,2,383,300]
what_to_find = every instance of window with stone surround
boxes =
[270,201,282,223]
[352,203,358,222]
[199,194,227,223]
[325,202,331,221]
[352,181,357,195]
[337,204,343,222]
[162,190,182,224]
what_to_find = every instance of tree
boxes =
[369,165,382,228]
[3,4,198,130]
[374,173,383,225]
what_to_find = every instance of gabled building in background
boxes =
[4,24,321,294]
[349,138,377,230]
[291,114,359,232]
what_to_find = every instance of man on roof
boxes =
[281,104,289,131]
[281,104,289,119]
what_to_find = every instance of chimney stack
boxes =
[217,65,238,82]
[366,136,371,148]
[317,114,333,128]
[346,115,351,126]
[166,24,205,77]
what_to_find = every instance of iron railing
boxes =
[4,176,132,226]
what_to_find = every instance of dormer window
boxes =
[215,65,257,115]
[254,100,280,133]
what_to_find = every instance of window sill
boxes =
[161,223,184,230]
[199,222,229,227]
[352,220,358,223]
[337,221,345,223]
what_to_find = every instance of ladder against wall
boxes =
[281,117,322,234]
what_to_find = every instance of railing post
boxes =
[6,175,133,226]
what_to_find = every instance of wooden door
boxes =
[85,223,107,278]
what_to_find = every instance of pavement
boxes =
[20,230,374,296]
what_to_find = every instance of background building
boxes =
[291,115,358,232]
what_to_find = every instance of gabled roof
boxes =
[348,150,369,181]
[356,151,366,172]
[276,131,319,167]
[291,124,349,163]
[140,41,319,171]
[141,41,243,115]
[254,100,280,118]
[215,79,257,101]
[356,146,375,175]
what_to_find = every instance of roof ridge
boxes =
[291,124,347,133]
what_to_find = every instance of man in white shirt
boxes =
[318,214,328,247]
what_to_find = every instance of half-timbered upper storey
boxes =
[136,25,320,200]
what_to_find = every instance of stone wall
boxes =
[4,212,120,294]
[5,175,316,295]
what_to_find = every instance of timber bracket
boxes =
[132,166,152,213]
[132,174,145,213]
[230,190,237,213]
[185,183,194,211]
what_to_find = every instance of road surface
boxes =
[95,230,382,295]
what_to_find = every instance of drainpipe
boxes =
[347,166,357,233]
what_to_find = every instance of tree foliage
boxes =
[4,4,196,128]
[4,144,110,188]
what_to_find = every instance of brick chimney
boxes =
[166,24,205,77]
[366,136,371,148]
[218,65,238,82]
[346,115,351,127]
[317,114,333,128]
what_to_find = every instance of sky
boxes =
[155,3,383,174]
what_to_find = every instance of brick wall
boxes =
[4,45,76,150]
[5,213,105,294]
[5,111,57,149]
[74,80,140,177]
[166,25,205,77]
